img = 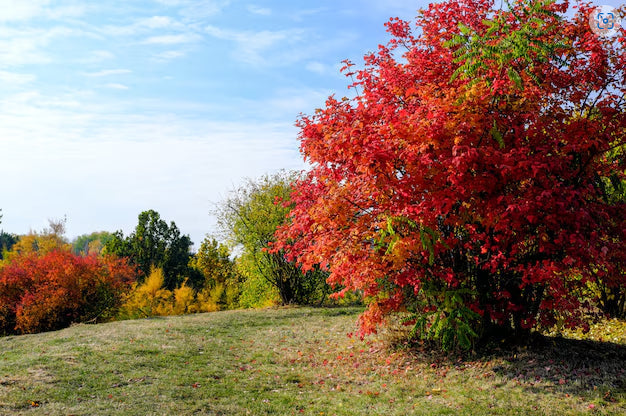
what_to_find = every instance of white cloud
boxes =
[0,26,93,68]
[143,33,202,45]
[0,0,49,22]
[247,5,271,16]
[204,25,304,65]
[99,15,183,37]
[177,0,231,19]
[154,0,185,6]
[204,24,356,68]
[153,50,186,60]
[84,69,131,77]
[0,1,89,22]
[104,83,129,90]
[0,36,50,67]
[0,90,303,245]
[305,61,329,75]
[141,15,173,29]
[46,3,88,19]
[289,7,326,22]
[0,70,36,84]
[80,50,115,64]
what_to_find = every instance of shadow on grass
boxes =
[488,336,625,395]
[400,334,625,399]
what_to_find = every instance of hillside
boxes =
[0,307,624,415]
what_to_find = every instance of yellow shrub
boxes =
[195,285,221,313]
[118,267,233,319]
[118,267,173,319]
[174,282,196,315]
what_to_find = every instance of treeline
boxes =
[0,172,353,336]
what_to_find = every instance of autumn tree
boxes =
[0,211,14,260]
[217,172,329,305]
[72,231,114,256]
[275,0,626,349]
[5,218,71,260]
[0,232,18,260]
[105,210,196,290]
[190,236,241,308]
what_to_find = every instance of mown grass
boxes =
[0,307,624,415]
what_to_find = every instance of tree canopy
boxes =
[275,0,626,348]
[217,172,329,305]
[105,210,195,290]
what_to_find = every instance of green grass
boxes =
[0,307,624,415]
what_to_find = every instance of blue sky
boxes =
[0,0,623,248]
[0,0,424,246]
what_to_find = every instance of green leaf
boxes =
[490,120,505,149]
[458,22,473,36]
[507,67,523,89]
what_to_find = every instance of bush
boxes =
[237,273,279,309]
[117,267,174,319]
[0,251,135,334]
[117,267,232,319]
[275,0,626,349]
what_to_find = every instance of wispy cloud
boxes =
[0,0,49,22]
[0,0,90,22]
[305,61,331,75]
[153,50,187,61]
[84,69,131,77]
[247,5,271,16]
[0,70,36,84]
[104,83,129,90]
[99,15,181,36]
[0,36,50,67]
[289,7,327,22]
[204,25,304,65]
[0,26,94,68]
[176,0,232,20]
[79,50,115,64]
[143,33,202,45]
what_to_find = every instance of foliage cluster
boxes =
[116,267,228,319]
[104,210,197,290]
[72,231,114,257]
[0,201,317,335]
[3,218,70,260]
[216,172,331,306]
[0,250,134,334]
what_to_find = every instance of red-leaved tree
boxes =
[275,0,625,349]
[0,250,135,334]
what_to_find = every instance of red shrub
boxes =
[0,251,135,334]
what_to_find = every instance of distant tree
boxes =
[191,237,235,286]
[104,210,195,290]
[190,236,241,309]
[0,210,17,260]
[0,232,18,260]
[6,218,70,259]
[216,172,330,305]
[72,232,114,256]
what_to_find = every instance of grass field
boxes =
[0,307,624,415]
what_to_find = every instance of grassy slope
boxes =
[0,307,624,416]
